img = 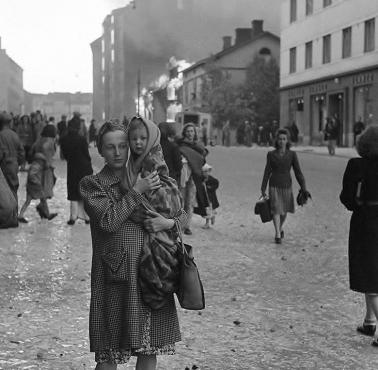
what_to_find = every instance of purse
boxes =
[176,223,205,310]
[254,196,272,223]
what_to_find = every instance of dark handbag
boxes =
[254,196,272,223]
[296,189,312,206]
[176,223,205,310]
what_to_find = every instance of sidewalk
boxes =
[292,145,357,158]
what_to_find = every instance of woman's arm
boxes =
[292,152,306,190]
[79,175,145,233]
[143,208,188,233]
[261,152,272,195]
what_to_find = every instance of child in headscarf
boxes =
[122,116,185,310]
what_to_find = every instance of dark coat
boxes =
[340,157,378,293]
[79,166,184,352]
[205,175,219,209]
[160,138,182,183]
[60,131,93,200]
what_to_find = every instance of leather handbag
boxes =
[254,196,272,223]
[176,223,205,310]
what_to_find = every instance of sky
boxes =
[0,0,129,94]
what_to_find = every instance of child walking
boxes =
[202,163,219,229]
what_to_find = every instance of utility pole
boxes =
[137,68,141,115]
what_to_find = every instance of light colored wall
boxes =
[281,0,378,88]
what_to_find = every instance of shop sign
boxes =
[353,73,374,86]
[288,88,305,98]
[309,83,328,94]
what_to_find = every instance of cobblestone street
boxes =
[1,145,377,370]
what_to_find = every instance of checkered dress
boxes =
[79,165,185,362]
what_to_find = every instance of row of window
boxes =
[289,18,375,73]
[291,0,332,23]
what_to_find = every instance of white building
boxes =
[280,0,378,146]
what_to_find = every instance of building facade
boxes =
[181,20,280,144]
[24,92,93,124]
[0,38,24,114]
[280,0,378,146]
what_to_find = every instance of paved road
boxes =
[0,145,376,369]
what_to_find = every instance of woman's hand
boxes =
[143,210,174,233]
[133,171,161,194]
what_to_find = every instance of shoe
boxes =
[85,219,90,224]
[201,224,210,229]
[372,338,378,347]
[47,213,58,221]
[184,228,192,235]
[211,216,215,225]
[36,205,47,219]
[280,230,284,239]
[357,324,376,337]
[275,237,282,244]
[18,217,28,223]
[67,219,76,225]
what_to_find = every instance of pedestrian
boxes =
[261,128,308,244]
[158,122,182,184]
[31,111,46,143]
[57,114,68,159]
[201,121,208,146]
[324,117,338,155]
[177,122,209,235]
[200,163,219,229]
[60,118,93,225]
[79,120,187,369]
[16,114,34,171]
[0,112,25,203]
[353,117,365,146]
[286,121,299,145]
[89,119,97,147]
[340,125,378,346]
[18,124,58,222]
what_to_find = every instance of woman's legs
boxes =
[136,354,157,370]
[365,294,378,322]
[272,214,281,238]
[19,195,32,219]
[280,214,287,234]
[70,200,79,221]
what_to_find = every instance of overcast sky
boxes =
[0,0,129,94]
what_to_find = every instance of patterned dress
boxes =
[79,165,186,364]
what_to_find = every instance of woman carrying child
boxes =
[79,117,187,370]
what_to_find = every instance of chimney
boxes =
[169,66,178,79]
[222,36,232,50]
[252,20,264,37]
[235,28,252,45]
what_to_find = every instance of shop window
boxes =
[289,47,296,73]
[364,18,375,52]
[290,0,297,23]
[305,41,313,69]
[306,0,313,15]
[342,27,352,58]
[323,0,332,7]
[322,34,331,64]
[297,98,304,111]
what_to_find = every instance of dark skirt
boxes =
[349,208,378,293]
[269,186,295,215]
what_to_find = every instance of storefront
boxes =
[280,66,378,147]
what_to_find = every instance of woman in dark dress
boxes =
[340,125,378,346]
[261,128,307,244]
[60,119,93,224]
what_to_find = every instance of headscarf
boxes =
[122,116,164,191]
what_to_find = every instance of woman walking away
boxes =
[177,123,208,235]
[261,128,307,244]
[18,125,58,222]
[79,119,187,369]
[60,119,93,225]
[340,125,378,347]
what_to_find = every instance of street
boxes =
[1,145,377,370]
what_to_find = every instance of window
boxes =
[305,41,313,69]
[323,0,332,7]
[111,29,114,45]
[289,47,296,73]
[306,0,313,15]
[323,34,331,64]
[101,39,105,54]
[111,15,114,24]
[342,27,352,58]
[364,18,375,52]
[111,49,115,63]
[101,56,105,72]
[290,0,297,23]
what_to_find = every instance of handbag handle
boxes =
[174,218,188,258]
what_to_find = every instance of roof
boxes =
[182,31,279,74]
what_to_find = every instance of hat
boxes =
[202,163,212,172]
[73,111,81,117]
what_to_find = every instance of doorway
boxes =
[328,93,344,146]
